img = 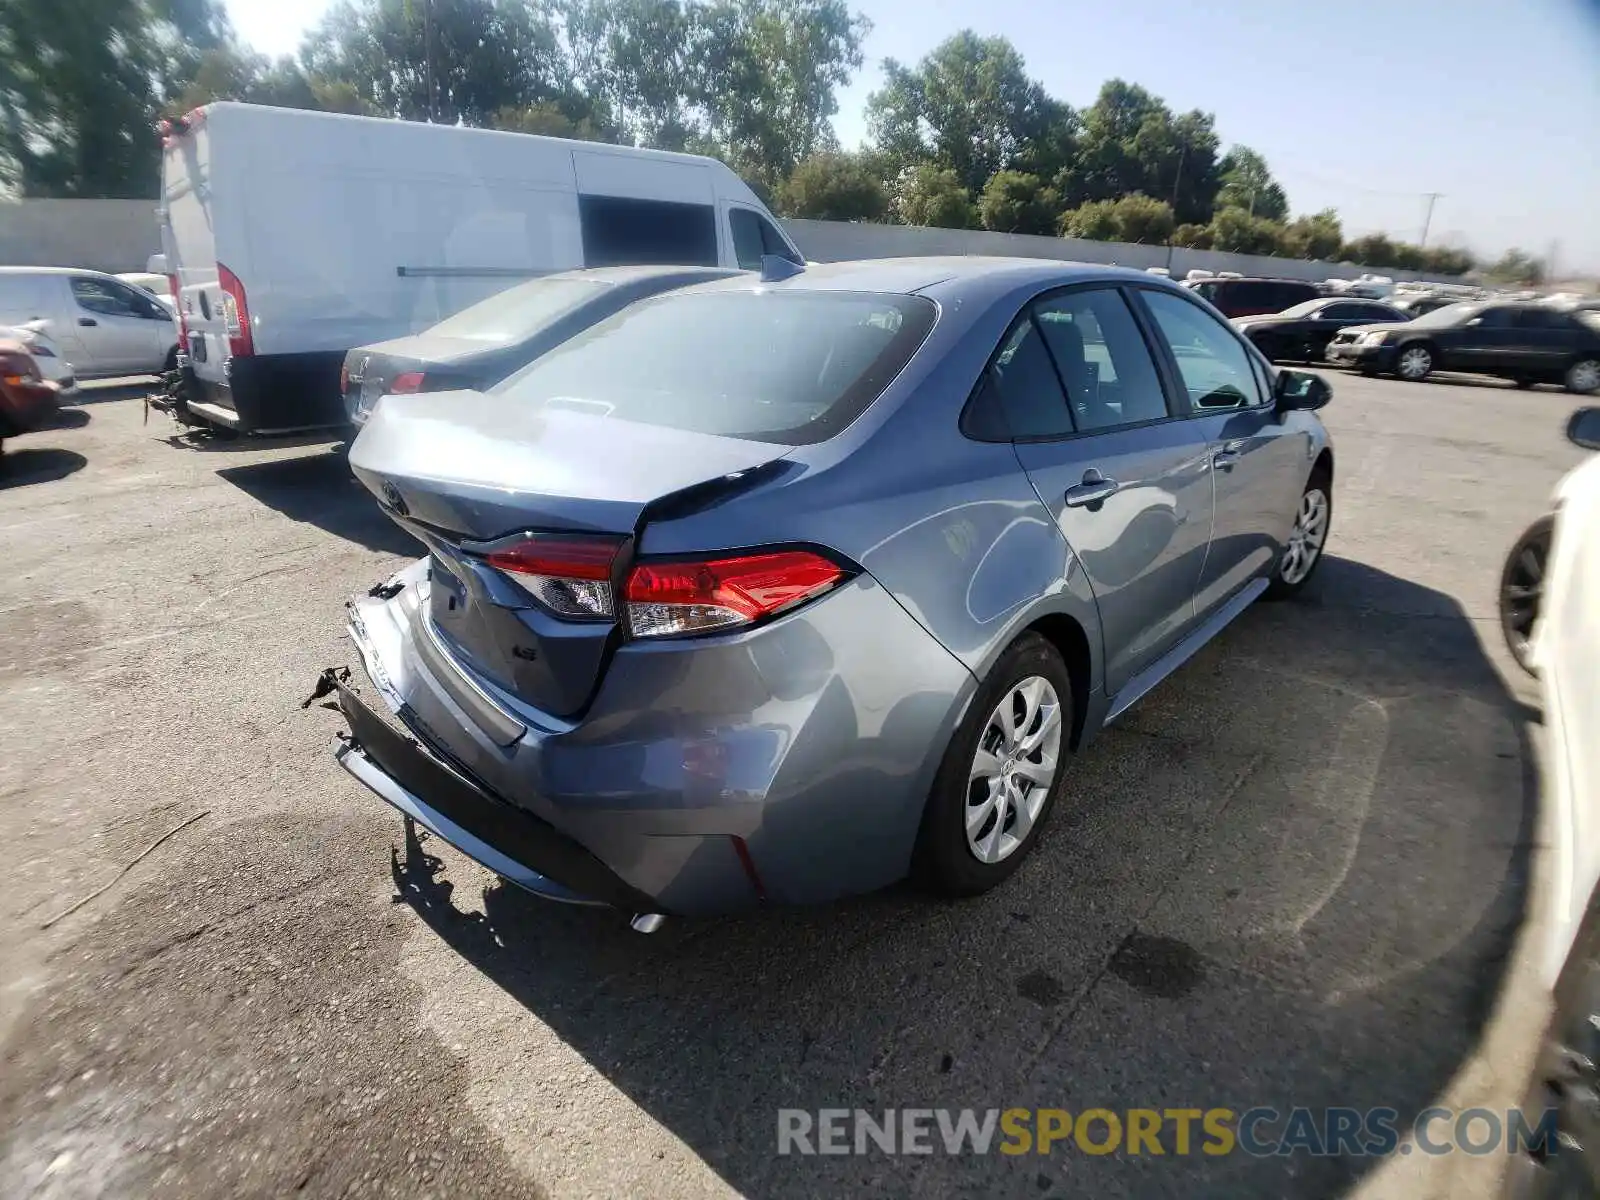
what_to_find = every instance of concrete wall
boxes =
[0,200,162,273]
[782,219,1457,285]
[0,198,1457,285]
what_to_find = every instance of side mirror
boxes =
[1568,406,1600,451]
[1274,369,1332,415]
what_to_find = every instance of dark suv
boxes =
[1326,302,1600,392]
[1182,277,1323,318]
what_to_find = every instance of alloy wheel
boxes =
[966,676,1062,864]
[1501,528,1549,673]
[1397,347,1433,381]
[1280,488,1329,585]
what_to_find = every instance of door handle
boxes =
[77,316,97,327]
[1212,439,1247,471]
[1064,470,1119,509]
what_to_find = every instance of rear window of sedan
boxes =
[428,277,608,341]
[492,290,937,445]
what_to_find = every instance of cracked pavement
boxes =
[0,371,1582,1198]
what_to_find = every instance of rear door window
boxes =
[729,209,802,270]
[578,195,719,267]
[495,290,936,445]
[1032,288,1171,431]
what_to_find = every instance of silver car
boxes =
[325,257,1334,924]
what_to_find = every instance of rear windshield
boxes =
[428,277,607,341]
[1407,302,1481,328]
[492,290,937,445]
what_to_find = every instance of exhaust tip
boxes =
[629,913,667,934]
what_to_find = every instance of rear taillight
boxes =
[167,273,188,352]
[482,536,623,619]
[390,371,426,393]
[216,262,253,357]
[339,361,350,394]
[624,550,847,638]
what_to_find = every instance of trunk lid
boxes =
[348,391,787,717]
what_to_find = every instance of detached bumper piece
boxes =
[320,667,667,918]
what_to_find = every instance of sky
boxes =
[223,0,1600,272]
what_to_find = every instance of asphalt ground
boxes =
[0,370,1585,1199]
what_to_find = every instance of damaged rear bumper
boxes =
[327,667,663,912]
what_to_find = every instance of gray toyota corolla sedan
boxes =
[323,256,1333,927]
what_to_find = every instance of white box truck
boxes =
[159,102,802,433]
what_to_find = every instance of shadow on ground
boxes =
[0,448,87,488]
[0,558,1532,1199]
[215,449,421,557]
[375,556,1534,1199]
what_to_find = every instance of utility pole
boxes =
[425,0,438,122]
[1419,192,1442,248]
[1164,144,1187,273]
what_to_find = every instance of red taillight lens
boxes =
[481,536,623,619]
[339,361,349,394]
[217,262,253,357]
[390,371,426,394]
[624,550,846,638]
[167,273,188,352]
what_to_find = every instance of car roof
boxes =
[0,265,118,279]
[680,256,1184,301]
[542,264,746,287]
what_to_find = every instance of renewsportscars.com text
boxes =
[777,1106,1559,1158]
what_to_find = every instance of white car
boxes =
[1503,406,1600,1197]
[0,267,178,379]
[0,323,78,398]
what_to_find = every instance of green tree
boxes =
[894,163,975,228]
[1485,247,1544,285]
[1059,199,1118,241]
[0,0,227,196]
[866,32,1067,194]
[1280,209,1342,260]
[302,0,568,126]
[1341,232,1398,268]
[1170,222,1212,250]
[978,170,1058,235]
[1054,79,1219,225]
[779,151,888,221]
[1421,245,1474,276]
[1214,146,1287,221]
[1058,193,1172,243]
[492,99,620,142]
[1209,207,1287,256]
[685,0,868,190]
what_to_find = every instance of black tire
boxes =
[1265,465,1333,600]
[163,345,179,374]
[1500,514,1554,676]
[1394,341,1434,382]
[1512,377,1535,390]
[914,633,1073,897]
[1565,357,1600,395]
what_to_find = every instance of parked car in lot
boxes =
[0,324,77,399]
[342,265,742,428]
[324,257,1335,924]
[0,336,62,457]
[0,267,177,379]
[1326,302,1600,391]
[1502,406,1600,1198]
[160,102,803,434]
[1183,276,1323,318]
[1233,296,1409,362]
